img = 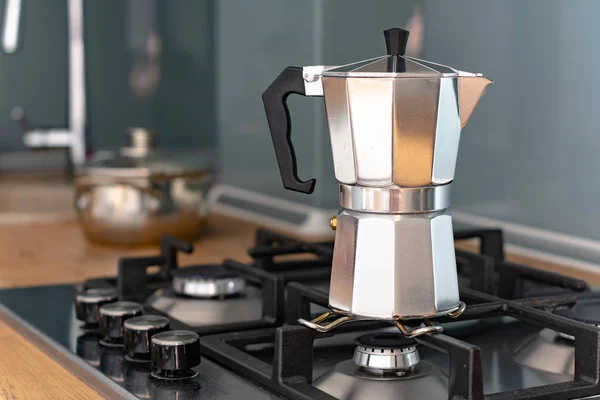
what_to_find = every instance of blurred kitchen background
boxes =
[1,0,599,266]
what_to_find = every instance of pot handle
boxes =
[262,66,316,194]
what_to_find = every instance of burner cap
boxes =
[354,333,417,349]
[554,297,600,324]
[353,333,420,374]
[171,265,246,298]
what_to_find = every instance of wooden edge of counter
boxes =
[455,241,600,286]
[0,302,135,400]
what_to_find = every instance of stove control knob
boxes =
[99,301,143,346]
[124,315,170,361]
[151,330,200,379]
[75,288,118,325]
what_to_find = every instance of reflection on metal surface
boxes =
[320,75,491,187]
[339,184,451,214]
[458,75,494,129]
[329,210,459,319]
[172,275,246,299]
[171,266,246,299]
[75,180,210,245]
[322,75,356,184]
[146,286,263,327]
[391,77,440,187]
[74,130,214,245]
[300,58,491,187]
[514,328,575,376]
[314,360,448,400]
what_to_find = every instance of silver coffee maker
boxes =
[263,28,492,337]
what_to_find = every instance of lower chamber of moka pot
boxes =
[301,209,465,338]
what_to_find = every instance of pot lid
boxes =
[323,28,461,78]
[77,128,214,179]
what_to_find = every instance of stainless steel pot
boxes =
[74,129,215,245]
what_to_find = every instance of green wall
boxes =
[0,0,215,153]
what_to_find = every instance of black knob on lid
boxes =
[384,28,410,56]
[151,330,200,380]
[124,315,170,362]
[99,301,143,346]
[75,288,118,326]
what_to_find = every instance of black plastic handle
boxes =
[262,66,316,194]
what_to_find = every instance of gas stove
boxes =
[0,228,598,399]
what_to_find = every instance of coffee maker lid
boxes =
[323,28,460,78]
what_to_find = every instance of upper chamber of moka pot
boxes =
[321,28,492,188]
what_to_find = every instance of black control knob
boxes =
[124,315,170,362]
[99,301,143,346]
[150,330,200,379]
[75,288,118,326]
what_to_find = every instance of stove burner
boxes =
[171,265,246,299]
[313,331,445,400]
[554,297,600,324]
[514,328,576,376]
[353,333,420,375]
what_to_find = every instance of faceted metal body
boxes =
[322,76,461,187]
[315,71,490,320]
[329,209,460,319]
[293,57,490,322]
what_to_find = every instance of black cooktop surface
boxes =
[0,228,598,400]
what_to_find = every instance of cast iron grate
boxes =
[79,227,596,399]
[201,285,600,400]
[82,228,587,335]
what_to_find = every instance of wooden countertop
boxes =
[0,214,258,290]
[0,211,599,398]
